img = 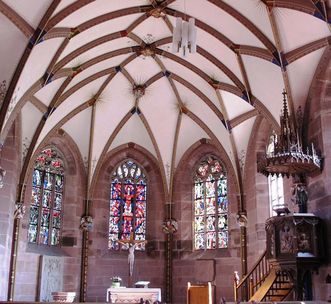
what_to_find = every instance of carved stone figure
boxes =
[79,215,93,231]
[128,243,138,277]
[118,233,147,277]
[292,183,308,213]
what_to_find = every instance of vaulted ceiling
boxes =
[0,0,330,199]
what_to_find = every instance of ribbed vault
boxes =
[0,0,330,201]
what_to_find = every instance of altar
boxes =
[106,287,161,303]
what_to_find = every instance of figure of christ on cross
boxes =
[118,232,147,280]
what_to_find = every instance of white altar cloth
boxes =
[107,287,161,303]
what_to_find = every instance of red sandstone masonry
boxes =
[87,145,165,302]
[13,133,85,301]
[0,123,19,301]
[306,51,331,301]
[172,141,240,303]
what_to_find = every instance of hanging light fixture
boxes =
[172,16,197,57]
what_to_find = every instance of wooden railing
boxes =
[234,250,270,301]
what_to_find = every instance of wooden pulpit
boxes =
[187,282,213,304]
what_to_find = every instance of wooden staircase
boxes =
[234,251,293,302]
[250,269,293,302]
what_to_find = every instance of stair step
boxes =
[269,290,290,294]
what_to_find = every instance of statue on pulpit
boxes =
[291,182,308,213]
[118,233,147,277]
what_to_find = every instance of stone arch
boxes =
[15,131,86,300]
[87,143,165,301]
[173,139,238,249]
[171,139,240,302]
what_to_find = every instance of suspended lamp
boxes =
[172,17,197,57]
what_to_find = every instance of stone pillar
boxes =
[79,200,93,302]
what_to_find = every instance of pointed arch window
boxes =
[193,156,228,250]
[109,160,147,250]
[28,148,64,246]
[267,132,285,215]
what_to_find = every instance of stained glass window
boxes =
[193,156,228,250]
[109,160,147,250]
[28,148,64,246]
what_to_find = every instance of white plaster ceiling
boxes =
[0,0,330,199]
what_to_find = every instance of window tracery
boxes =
[28,148,64,246]
[193,156,228,250]
[109,160,147,251]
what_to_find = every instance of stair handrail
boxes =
[234,249,270,301]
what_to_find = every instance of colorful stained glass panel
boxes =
[28,225,37,243]
[31,187,40,206]
[122,218,132,234]
[122,164,128,177]
[43,172,53,190]
[40,227,49,245]
[130,164,136,177]
[217,179,227,196]
[109,160,147,251]
[135,201,145,218]
[206,215,216,231]
[51,228,60,245]
[135,234,146,250]
[194,156,228,250]
[54,175,63,192]
[198,163,208,176]
[135,185,146,201]
[29,206,39,225]
[206,178,215,197]
[135,218,145,234]
[218,196,228,212]
[109,217,119,232]
[111,182,121,199]
[194,182,204,199]
[54,193,62,210]
[41,208,50,227]
[195,233,205,250]
[195,216,204,233]
[42,190,52,207]
[218,231,228,248]
[52,211,61,228]
[33,170,42,187]
[218,214,228,230]
[194,199,204,215]
[206,232,216,249]
[206,197,216,214]
[109,233,120,248]
[135,168,141,178]
[29,148,64,246]
[110,200,120,216]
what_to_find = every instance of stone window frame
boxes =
[108,158,148,251]
[192,154,229,251]
[27,146,66,247]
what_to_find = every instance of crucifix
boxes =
[118,232,147,286]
